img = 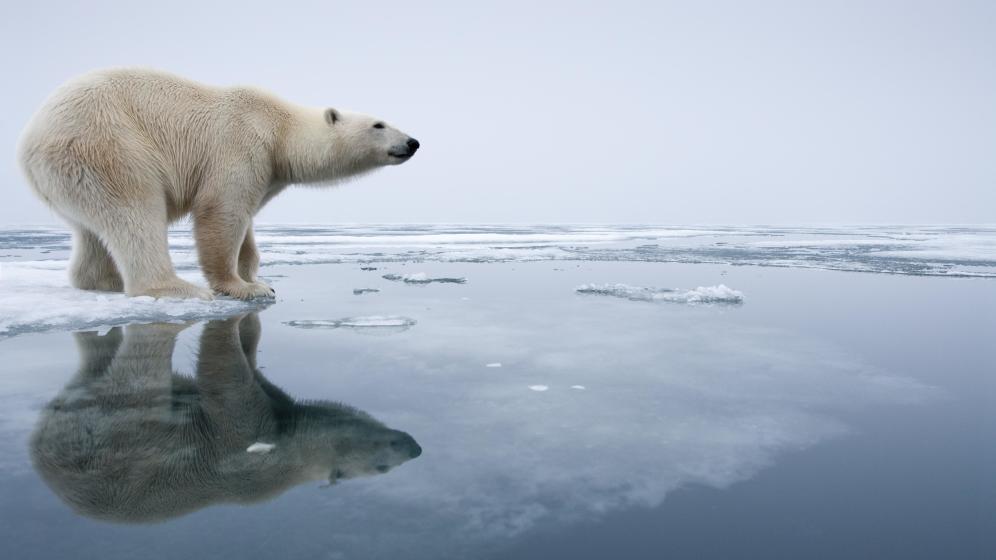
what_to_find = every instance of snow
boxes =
[246,442,276,454]
[284,316,417,329]
[528,385,549,392]
[576,283,745,304]
[485,363,502,368]
[382,272,467,284]
[0,261,259,338]
[571,385,586,390]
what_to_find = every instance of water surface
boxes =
[0,226,993,559]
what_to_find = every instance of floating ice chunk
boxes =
[382,273,467,284]
[576,283,744,304]
[529,385,549,392]
[485,363,502,368]
[246,442,276,454]
[0,261,260,337]
[571,385,586,390]
[352,288,380,295]
[284,316,417,329]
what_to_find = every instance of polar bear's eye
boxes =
[372,122,385,129]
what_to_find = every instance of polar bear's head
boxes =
[278,106,420,185]
[324,108,419,168]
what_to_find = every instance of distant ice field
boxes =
[1,224,993,336]
[3,224,994,275]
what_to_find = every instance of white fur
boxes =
[17,68,417,300]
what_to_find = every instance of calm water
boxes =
[1,228,995,559]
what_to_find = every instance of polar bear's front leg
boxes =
[238,227,261,283]
[194,206,274,301]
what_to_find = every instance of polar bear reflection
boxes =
[30,314,421,523]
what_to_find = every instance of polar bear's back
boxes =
[22,68,222,150]
[17,68,285,220]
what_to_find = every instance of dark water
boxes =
[1,260,993,559]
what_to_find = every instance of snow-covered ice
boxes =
[0,261,260,338]
[528,385,549,391]
[576,283,745,304]
[284,316,417,330]
[485,363,502,368]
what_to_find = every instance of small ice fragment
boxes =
[382,273,467,284]
[571,385,586,390]
[247,442,275,454]
[284,316,416,329]
[528,385,549,391]
[352,288,380,295]
[485,362,502,368]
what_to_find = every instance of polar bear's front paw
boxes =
[214,279,276,301]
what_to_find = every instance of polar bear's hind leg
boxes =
[69,225,124,292]
[93,195,212,301]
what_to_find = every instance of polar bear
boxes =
[31,313,422,522]
[17,68,419,300]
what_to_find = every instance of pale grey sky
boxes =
[1,0,993,225]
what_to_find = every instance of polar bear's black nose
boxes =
[406,138,420,154]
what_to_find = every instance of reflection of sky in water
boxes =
[2,249,983,559]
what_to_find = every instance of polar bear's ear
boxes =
[324,108,340,125]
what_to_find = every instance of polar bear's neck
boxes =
[275,106,367,186]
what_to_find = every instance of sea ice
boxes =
[0,261,259,337]
[284,316,417,329]
[485,363,502,368]
[528,385,549,392]
[1,224,992,338]
[353,288,380,295]
[576,283,744,304]
[246,442,276,454]
[382,273,467,284]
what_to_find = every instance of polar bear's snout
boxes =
[389,137,420,161]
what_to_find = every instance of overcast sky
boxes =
[1,0,993,225]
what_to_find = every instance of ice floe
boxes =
[0,261,260,338]
[352,288,380,295]
[284,316,417,330]
[485,363,502,368]
[246,442,276,454]
[528,385,549,392]
[576,283,745,304]
[382,272,467,284]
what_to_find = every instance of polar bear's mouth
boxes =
[388,151,412,159]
